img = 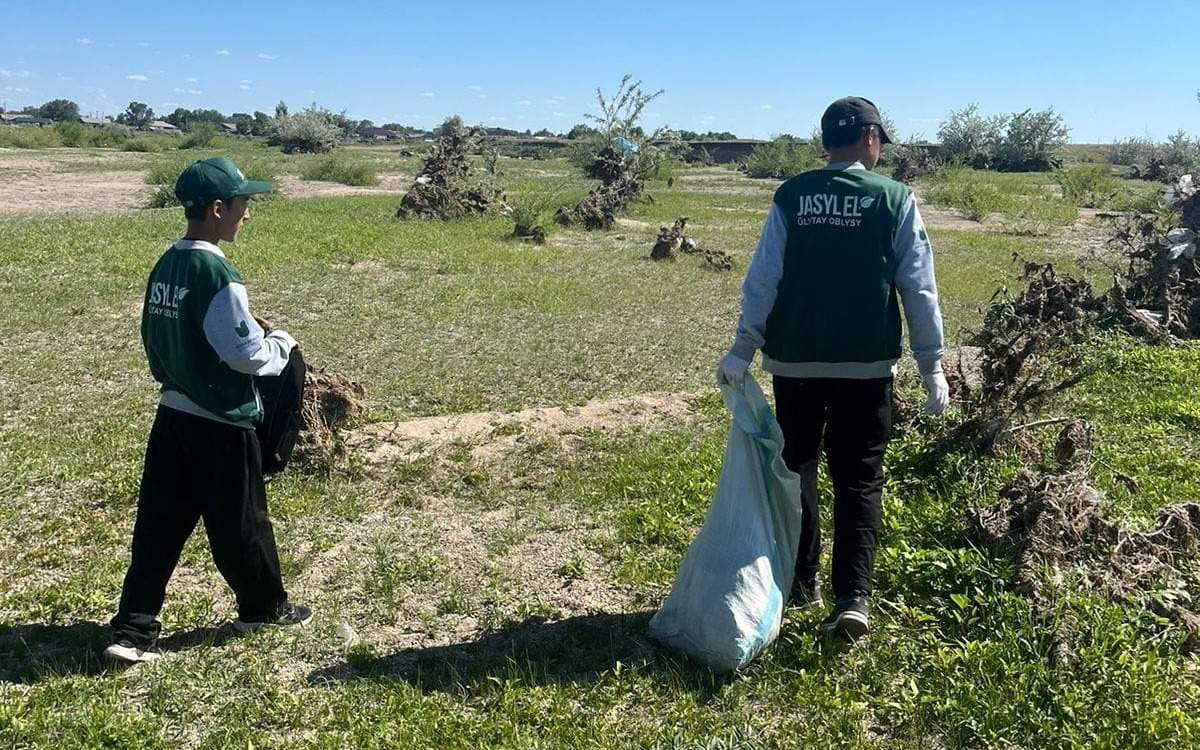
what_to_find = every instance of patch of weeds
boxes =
[301,152,379,187]
[491,421,525,438]
[559,555,587,580]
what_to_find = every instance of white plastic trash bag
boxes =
[647,374,807,672]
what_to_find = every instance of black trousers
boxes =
[773,376,892,601]
[111,407,288,647]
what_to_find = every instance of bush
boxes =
[510,188,562,243]
[269,105,342,154]
[938,104,1069,171]
[91,123,134,148]
[53,121,90,147]
[122,137,162,153]
[742,138,824,179]
[179,122,219,149]
[1109,137,1156,167]
[1055,165,1127,208]
[0,127,62,149]
[300,152,379,186]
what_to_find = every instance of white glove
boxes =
[715,352,751,387]
[922,371,950,416]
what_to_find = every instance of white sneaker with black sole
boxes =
[819,596,870,641]
[103,639,163,664]
[233,602,313,634]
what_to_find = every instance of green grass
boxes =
[1,155,1196,748]
[924,166,1078,233]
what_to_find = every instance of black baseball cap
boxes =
[174,158,272,209]
[821,96,892,145]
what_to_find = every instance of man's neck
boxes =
[826,149,868,167]
[183,222,221,245]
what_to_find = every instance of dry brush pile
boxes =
[648,217,733,271]
[925,190,1200,660]
[297,365,366,470]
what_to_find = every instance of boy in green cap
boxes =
[105,158,311,664]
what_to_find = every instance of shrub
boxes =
[1109,137,1156,167]
[300,152,379,186]
[938,104,1069,171]
[0,127,62,149]
[53,121,90,147]
[122,137,162,152]
[1055,165,1127,208]
[91,123,134,148]
[268,105,342,154]
[179,122,219,149]
[742,138,824,179]
[510,188,562,243]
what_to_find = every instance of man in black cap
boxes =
[105,158,312,664]
[717,97,948,641]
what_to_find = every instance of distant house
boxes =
[80,116,112,128]
[361,127,397,141]
[148,120,181,134]
[0,112,52,126]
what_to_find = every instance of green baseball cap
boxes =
[174,157,272,209]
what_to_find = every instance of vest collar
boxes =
[824,160,867,171]
[175,239,225,258]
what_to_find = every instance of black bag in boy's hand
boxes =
[254,346,306,475]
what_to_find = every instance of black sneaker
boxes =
[789,578,823,609]
[819,596,870,641]
[103,638,162,664]
[233,603,313,634]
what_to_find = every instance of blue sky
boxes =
[2,0,1197,142]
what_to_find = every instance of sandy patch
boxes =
[0,168,150,216]
[351,390,699,464]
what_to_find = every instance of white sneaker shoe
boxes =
[103,640,162,664]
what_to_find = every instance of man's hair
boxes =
[183,196,230,221]
[822,124,872,151]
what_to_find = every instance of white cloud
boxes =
[467,84,482,91]
[172,87,202,95]
[161,101,180,107]
[0,69,31,78]
[419,91,434,97]
[760,104,774,110]
[257,53,278,60]
[127,74,149,81]
[241,79,253,84]
[76,37,92,44]
[517,99,531,106]
[552,111,566,118]
[138,41,150,47]
[239,85,250,90]
[217,49,231,56]
[3,86,31,93]
[477,94,487,99]
[185,77,198,83]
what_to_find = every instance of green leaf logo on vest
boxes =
[235,320,250,338]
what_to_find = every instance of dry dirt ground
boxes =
[0,150,410,216]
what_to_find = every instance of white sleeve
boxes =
[893,194,945,376]
[730,203,788,360]
[202,282,297,376]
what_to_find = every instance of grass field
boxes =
[1,142,1197,748]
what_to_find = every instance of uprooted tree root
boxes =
[556,177,643,231]
[297,366,366,469]
[397,123,503,220]
[647,217,733,271]
[969,421,1200,663]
